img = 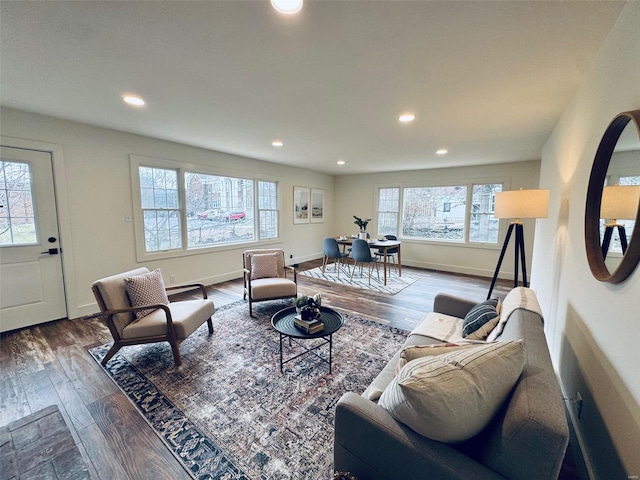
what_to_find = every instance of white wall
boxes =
[531,2,640,476]
[335,161,541,279]
[0,108,335,318]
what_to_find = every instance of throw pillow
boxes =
[462,299,499,340]
[251,252,279,280]
[124,268,170,319]
[394,343,479,376]
[378,340,525,443]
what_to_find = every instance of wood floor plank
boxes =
[86,391,192,480]
[78,423,132,480]
[19,368,61,414]
[12,327,57,374]
[0,375,31,426]
[55,344,119,405]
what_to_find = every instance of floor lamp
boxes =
[600,185,640,259]
[487,189,549,299]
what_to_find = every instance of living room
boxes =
[1,1,639,479]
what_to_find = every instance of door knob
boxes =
[40,248,59,255]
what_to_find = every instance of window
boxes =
[134,157,279,257]
[604,175,638,253]
[402,186,467,241]
[376,182,504,245]
[377,187,399,236]
[258,180,278,239]
[0,161,37,245]
[185,172,255,248]
[139,166,182,251]
[469,183,502,243]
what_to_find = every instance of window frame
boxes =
[375,177,509,248]
[131,155,281,261]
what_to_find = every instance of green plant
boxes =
[353,215,371,231]
[293,293,321,308]
[294,295,309,308]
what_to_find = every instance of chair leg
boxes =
[169,340,182,367]
[207,317,214,335]
[350,261,358,281]
[101,343,123,366]
[322,256,328,273]
[249,298,254,317]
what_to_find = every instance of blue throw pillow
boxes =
[462,299,499,338]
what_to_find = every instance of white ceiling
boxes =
[0,1,625,175]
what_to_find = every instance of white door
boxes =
[0,146,66,332]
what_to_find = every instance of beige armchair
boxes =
[243,249,297,316]
[91,267,214,367]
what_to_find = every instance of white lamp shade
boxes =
[600,185,640,220]
[494,189,549,219]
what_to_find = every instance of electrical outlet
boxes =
[124,213,132,222]
[576,392,583,419]
[169,274,176,284]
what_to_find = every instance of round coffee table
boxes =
[271,306,344,373]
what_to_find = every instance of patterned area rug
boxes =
[299,265,418,295]
[88,299,407,480]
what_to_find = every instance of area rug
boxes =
[299,265,418,295]
[88,299,407,480]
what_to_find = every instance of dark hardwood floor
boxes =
[1,261,576,479]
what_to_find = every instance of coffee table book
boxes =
[294,315,324,334]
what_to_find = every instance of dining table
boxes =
[336,237,401,286]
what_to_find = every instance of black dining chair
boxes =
[350,239,380,286]
[374,234,399,275]
[322,237,351,277]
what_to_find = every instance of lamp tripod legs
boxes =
[487,223,528,300]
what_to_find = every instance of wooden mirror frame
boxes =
[585,110,640,283]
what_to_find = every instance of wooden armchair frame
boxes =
[242,249,297,317]
[92,280,214,367]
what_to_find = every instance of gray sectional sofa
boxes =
[334,291,569,480]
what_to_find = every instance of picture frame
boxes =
[293,186,310,224]
[310,188,325,223]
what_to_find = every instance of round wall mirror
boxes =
[585,110,640,283]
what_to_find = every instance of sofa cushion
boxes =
[378,340,525,443]
[462,299,499,340]
[124,268,169,319]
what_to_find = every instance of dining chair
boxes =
[350,238,380,286]
[322,237,351,277]
[374,234,399,275]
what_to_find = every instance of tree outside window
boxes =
[402,186,467,241]
[469,183,502,243]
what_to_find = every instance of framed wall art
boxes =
[293,186,310,224]
[310,188,325,223]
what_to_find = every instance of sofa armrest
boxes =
[334,392,504,480]
[433,293,478,319]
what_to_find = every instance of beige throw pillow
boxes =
[251,252,279,280]
[124,268,170,319]
[394,343,479,376]
[379,340,525,443]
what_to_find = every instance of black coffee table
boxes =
[271,306,344,373]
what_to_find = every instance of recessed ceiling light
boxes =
[436,149,448,155]
[271,0,303,14]
[398,113,415,123]
[272,140,284,147]
[123,95,145,106]
[337,160,346,165]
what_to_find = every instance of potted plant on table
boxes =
[353,216,371,240]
